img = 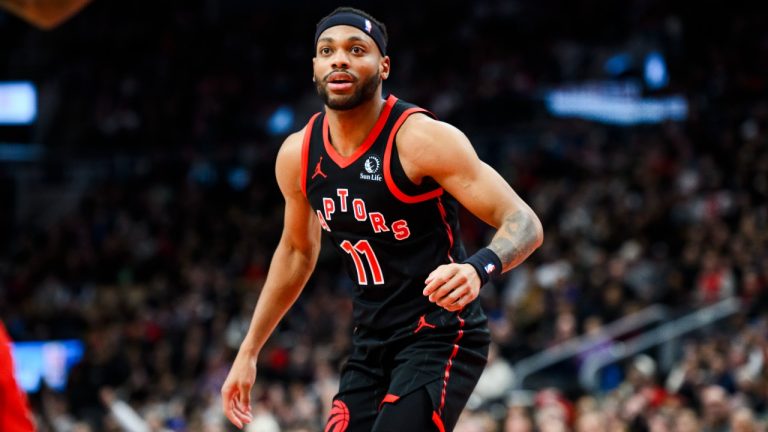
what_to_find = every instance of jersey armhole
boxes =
[383,108,444,204]
[300,112,321,199]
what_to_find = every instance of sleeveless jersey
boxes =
[301,94,485,331]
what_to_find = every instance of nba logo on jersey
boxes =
[365,19,372,33]
[484,263,496,274]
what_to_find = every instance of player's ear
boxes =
[380,55,390,81]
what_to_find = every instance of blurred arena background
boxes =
[1,0,767,431]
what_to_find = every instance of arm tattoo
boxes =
[488,210,541,271]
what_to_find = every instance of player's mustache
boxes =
[323,70,358,82]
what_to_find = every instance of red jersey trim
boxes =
[323,94,398,169]
[300,112,321,198]
[383,108,444,204]
[436,197,455,263]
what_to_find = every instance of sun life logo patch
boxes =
[360,155,382,182]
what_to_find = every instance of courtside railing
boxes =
[511,304,670,390]
[578,297,741,391]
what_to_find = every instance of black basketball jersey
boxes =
[301,95,485,331]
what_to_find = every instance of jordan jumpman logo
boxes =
[312,156,327,179]
[413,315,437,333]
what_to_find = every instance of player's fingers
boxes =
[221,384,236,417]
[443,300,463,311]
[436,282,470,308]
[232,401,253,427]
[438,284,469,308]
[445,286,475,311]
[425,265,445,284]
[224,398,244,429]
[423,277,443,296]
[238,382,252,414]
[221,387,230,414]
[429,273,465,304]
[424,265,448,293]
[424,271,449,295]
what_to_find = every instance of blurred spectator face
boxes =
[505,406,533,432]
[647,413,671,432]
[575,410,605,432]
[72,422,93,432]
[583,316,604,336]
[730,407,756,432]
[673,409,700,432]
[700,386,729,426]
[555,311,576,341]
[536,406,568,432]
[741,270,761,298]
[575,396,599,414]
[505,411,533,432]
[622,393,648,420]
[454,411,497,432]
[603,284,624,310]
[627,354,656,387]
[535,389,573,424]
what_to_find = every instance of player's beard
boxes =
[315,72,381,111]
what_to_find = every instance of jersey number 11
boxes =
[340,240,384,285]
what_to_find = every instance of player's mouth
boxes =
[326,72,356,92]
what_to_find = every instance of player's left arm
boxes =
[397,114,543,311]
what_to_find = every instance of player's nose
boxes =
[330,50,351,70]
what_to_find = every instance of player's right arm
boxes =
[221,128,321,429]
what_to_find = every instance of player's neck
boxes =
[325,94,386,158]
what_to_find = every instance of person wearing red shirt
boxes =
[0,321,35,431]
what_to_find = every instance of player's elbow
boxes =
[530,211,544,250]
[296,243,322,269]
[278,236,320,270]
[520,208,543,252]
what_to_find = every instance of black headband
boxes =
[315,12,387,55]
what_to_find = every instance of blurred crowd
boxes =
[2,0,768,431]
[460,316,768,432]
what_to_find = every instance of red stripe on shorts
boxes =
[437,314,465,418]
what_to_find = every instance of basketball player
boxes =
[221,7,543,432]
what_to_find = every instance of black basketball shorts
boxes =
[324,308,490,432]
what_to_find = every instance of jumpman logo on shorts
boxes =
[413,315,437,333]
[312,156,328,179]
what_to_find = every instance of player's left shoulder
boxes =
[397,113,466,148]
[396,112,475,173]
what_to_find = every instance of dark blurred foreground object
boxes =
[0,321,35,431]
[0,0,92,30]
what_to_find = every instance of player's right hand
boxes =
[424,263,482,311]
[221,350,257,429]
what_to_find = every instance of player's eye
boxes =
[319,47,332,55]
[351,46,364,54]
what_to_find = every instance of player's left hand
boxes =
[423,263,481,311]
